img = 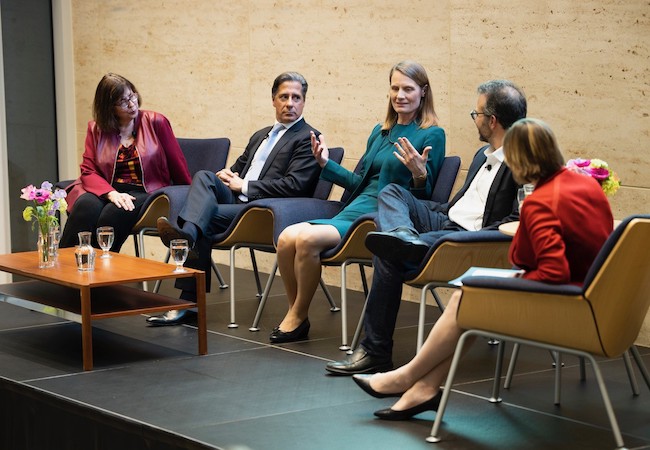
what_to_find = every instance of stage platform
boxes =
[1,264,649,450]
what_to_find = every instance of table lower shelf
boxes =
[0,281,196,320]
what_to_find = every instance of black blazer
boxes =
[231,118,321,200]
[445,145,519,229]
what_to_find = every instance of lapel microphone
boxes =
[486,164,492,171]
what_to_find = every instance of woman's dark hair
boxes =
[93,73,140,132]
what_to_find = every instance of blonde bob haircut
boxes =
[503,118,565,185]
[382,60,438,131]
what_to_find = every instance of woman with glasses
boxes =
[59,73,191,250]
[352,118,613,421]
[270,61,446,343]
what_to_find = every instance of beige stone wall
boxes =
[68,0,650,344]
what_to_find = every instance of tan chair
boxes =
[210,147,345,329]
[252,156,462,350]
[429,215,650,448]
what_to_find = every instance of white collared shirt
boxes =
[240,116,303,200]
[447,146,504,231]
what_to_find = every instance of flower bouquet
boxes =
[21,181,67,267]
[565,158,621,196]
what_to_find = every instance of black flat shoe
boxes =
[352,374,403,398]
[269,318,310,344]
[373,391,443,421]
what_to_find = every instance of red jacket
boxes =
[66,110,191,211]
[510,168,613,285]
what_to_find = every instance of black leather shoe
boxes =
[326,347,393,375]
[352,374,403,398]
[146,309,196,326]
[373,391,443,421]
[157,217,195,248]
[365,227,430,264]
[269,318,310,344]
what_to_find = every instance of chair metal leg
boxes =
[249,249,263,297]
[489,340,505,403]
[554,351,562,405]
[319,279,339,311]
[249,261,278,331]
[349,292,369,353]
[210,258,229,289]
[152,249,171,293]
[228,246,238,328]
[504,342,520,389]
[429,330,627,449]
[629,345,650,391]
[622,350,640,396]
[339,261,351,351]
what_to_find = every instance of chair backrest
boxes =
[177,137,230,177]
[583,215,650,356]
[312,147,344,200]
[431,155,461,203]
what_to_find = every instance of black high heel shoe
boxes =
[352,374,403,398]
[269,318,310,344]
[373,391,443,421]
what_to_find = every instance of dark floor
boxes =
[1,263,649,450]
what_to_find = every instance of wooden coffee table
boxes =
[0,247,206,370]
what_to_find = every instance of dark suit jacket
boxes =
[445,145,519,229]
[231,118,321,200]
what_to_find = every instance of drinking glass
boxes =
[517,183,535,211]
[97,226,115,258]
[170,239,189,273]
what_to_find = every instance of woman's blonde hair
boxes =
[503,118,565,184]
[382,60,438,131]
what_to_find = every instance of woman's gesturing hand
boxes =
[393,136,430,182]
[311,131,330,168]
[107,190,136,211]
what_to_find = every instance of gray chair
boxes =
[429,214,650,448]
[251,155,462,350]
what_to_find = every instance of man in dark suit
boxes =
[326,79,527,374]
[148,72,321,326]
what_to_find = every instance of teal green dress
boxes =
[311,122,446,236]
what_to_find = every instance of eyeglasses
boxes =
[115,93,138,109]
[470,110,489,121]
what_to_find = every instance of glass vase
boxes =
[37,222,56,269]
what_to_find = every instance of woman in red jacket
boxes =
[352,118,613,420]
[60,73,191,251]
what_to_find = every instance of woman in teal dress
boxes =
[271,61,446,343]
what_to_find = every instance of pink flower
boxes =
[586,167,610,181]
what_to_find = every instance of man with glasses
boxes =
[148,72,321,326]
[326,79,526,375]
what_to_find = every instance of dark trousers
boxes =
[175,170,247,295]
[360,183,465,358]
[59,184,148,251]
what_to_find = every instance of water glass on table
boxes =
[97,226,115,259]
[170,239,189,273]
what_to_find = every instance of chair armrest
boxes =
[147,185,191,223]
[462,276,584,296]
